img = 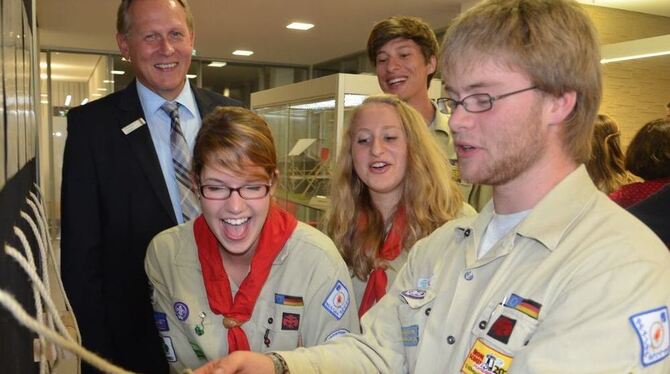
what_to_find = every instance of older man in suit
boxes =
[60,0,239,372]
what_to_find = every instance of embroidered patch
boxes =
[325,328,349,342]
[189,341,207,360]
[401,289,426,300]
[417,277,432,290]
[402,325,420,347]
[322,280,350,320]
[487,315,516,344]
[173,301,189,321]
[504,293,542,320]
[275,293,304,306]
[461,338,513,374]
[154,311,169,332]
[630,306,670,367]
[161,336,177,362]
[281,312,301,330]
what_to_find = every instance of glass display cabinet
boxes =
[251,73,442,227]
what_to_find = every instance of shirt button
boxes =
[464,270,473,281]
[447,335,456,344]
[479,320,487,329]
[425,308,432,316]
[267,317,273,324]
[464,229,471,237]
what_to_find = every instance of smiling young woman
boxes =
[324,94,474,317]
[144,106,359,372]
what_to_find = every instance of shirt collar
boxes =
[455,165,599,252]
[136,79,197,118]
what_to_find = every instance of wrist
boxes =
[266,352,289,374]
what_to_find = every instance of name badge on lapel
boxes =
[122,118,146,135]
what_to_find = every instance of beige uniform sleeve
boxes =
[297,252,361,347]
[277,236,434,373]
[145,235,202,373]
[275,225,360,348]
[513,260,670,373]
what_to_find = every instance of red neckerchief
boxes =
[358,206,407,317]
[194,204,297,353]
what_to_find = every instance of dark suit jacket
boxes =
[61,81,240,373]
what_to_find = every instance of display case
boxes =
[251,73,442,226]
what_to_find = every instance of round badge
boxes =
[334,292,345,307]
[173,302,190,321]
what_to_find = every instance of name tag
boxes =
[122,118,146,135]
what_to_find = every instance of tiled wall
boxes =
[585,5,670,148]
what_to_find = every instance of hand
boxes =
[192,351,275,374]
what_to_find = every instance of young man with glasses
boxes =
[194,1,670,372]
[145,107,358,372]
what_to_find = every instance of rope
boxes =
[11,224,48,373]
[0,289,134,374]
[0,188,135,373]
[27,192,81,337]
[5,239,72,340]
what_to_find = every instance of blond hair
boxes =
[117,0,194,35]
[441,0,602,163]
[586,114,640,193]
[325,94,462,280]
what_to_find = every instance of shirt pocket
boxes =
[396,289,437,369]
[261,303,304,351]
[471,301,540,356]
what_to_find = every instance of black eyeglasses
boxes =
[199,184,271,200]
[436,86,537,114]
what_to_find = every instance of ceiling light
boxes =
[80,98,89,105]
[186,74,197,79]
[601,51,670,64]
[97,87,108,91]
[233,50,254,56]
[64,95,72,107]
[601,34,670,64]
[111,70,125,75]
[103,80,115,84]
[208,61,227,67]
[286,22,314,31]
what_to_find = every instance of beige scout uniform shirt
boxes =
[430,104,492,212]
[279,166,670,373]
[145,220,360,373]
[351,203,477,309]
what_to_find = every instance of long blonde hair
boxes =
[325,94,462,280]
[586,114,639,193]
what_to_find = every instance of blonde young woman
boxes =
[325,94,475,317]
[585,114,639,193]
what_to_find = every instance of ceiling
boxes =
[36,0,670,82]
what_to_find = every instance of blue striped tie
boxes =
[161,101,200,222]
